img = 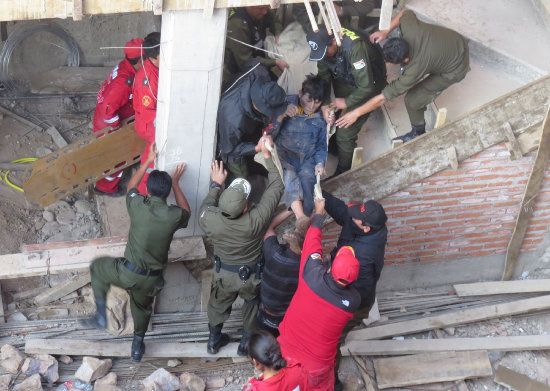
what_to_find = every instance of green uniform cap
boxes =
[219,178,251,219]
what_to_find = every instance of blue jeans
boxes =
[280,156,316,216]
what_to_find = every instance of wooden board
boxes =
[34,273,91,306]
[374,351,493,389]
[0,236,205,279]
[23,122,146,207]
[324,75,550,202]
[454,280,550,296]
[342,335,550,356]
[29,66,111,94]
[494,365,550,391]
[25,338,241,358]
[503,105,550,280]
[347,295,550,341]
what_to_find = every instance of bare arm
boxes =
[335,94,387,128]
[171,163,191,214]
[127,142,157,193]
[370,8,408,44]
[263,209,293,240]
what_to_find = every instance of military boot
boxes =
[392,124,426,144]
[207,325,230,354]
[237,332,250,356]
[79,296,107,329]
[131,333,146,362]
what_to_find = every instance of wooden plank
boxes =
[201,269,212,312]
[324,75,550,202]
[203,0,215,18]
[351,147,363,169]
[0,283,5,323]
[374,351,493,389]
[454,279,550,296]
[25,338,241,358]
[503,105,550,280]
[434,107,448,129]
[347,295,550,341]
[23,121,146,207]
[502,122,523,160]
[343,335,550,356]
[34,273,91,306]
[152,0,163,15]
[46,126,68,149]
[494,365,550,391]
[73,0,83,20]
[0,236,205,279]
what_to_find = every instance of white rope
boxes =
[222,62,261,95]
[227,36,285,59]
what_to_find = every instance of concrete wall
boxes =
[322,143,550,286]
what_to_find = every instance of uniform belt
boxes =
[119,258,162,277]
[214,255,262,281]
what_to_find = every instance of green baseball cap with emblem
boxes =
[219,178,251,219]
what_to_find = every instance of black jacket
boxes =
[323,190,387,308]
[217,62,270,163]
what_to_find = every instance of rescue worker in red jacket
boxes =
[277,197,361,391]
[133,32,160,195]
[93,37,144,196]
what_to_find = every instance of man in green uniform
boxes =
[336,8,470,143]
[199,135,284,356]
[307,26,386,176]
[223,6,288,88]
[82,142,191,362]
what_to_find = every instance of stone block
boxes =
[75,357,112,383]
[36,355,58,384]
[13,374,42,391]
[0,345,26,374]
[58,356,73,365]
[0,374,12,391]
[94,373,117,387]
[166,360,181,368]
[205,378,225,390]
[180,373,205,391]
[142,368,179,391]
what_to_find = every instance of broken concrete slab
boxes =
[94,373,117,387]
[105,286,133,337]
[142,368,179,391]
[0,344,26,373]
[180,373,205,391]
[13,374,42,391]
[74,357,112,383]
[155,263,200,313]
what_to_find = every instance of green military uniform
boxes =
[382,10,470,126]
[318,28,386,173]
[90,188,189,335]
[199,158,284,333]
[223,8,283,87]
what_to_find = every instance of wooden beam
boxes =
[323,75,550,202]
[72,0,83,21]
[502,122,523,160]
[46,126,68,149]
[494,365,550,391]
[25,338,240,358]
[202,0,215,18]
[0,236,205,279]
[34,273,91,306]
[379,0,393,31]
[503,105,550,280]
[152,0,163,15]
[374,351,493,389]
[454,279,550,296]
[347,295,550,341]
[343,335,550,356]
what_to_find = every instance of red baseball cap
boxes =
[331,246,359,286]
[124,38,144,60]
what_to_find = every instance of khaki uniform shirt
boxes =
[124,188,190,270]
[382,10,468,100]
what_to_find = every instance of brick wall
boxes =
[322,143,550,266]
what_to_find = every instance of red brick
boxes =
[436,247,460,254]
[469,250,496,257]
[460,245,483,252]
[399,232,427,239]
[425,242,449,249]
[414,223,441,230]
[483,241,508,249]
[488,181,514,188]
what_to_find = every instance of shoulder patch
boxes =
[142,96,152,107]
[310,253,321,260]
[353,59,366,70]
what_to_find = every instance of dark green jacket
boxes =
[318,29,385,109]
[199,158,284,265]
[124,188,190,271]
[223,8,283,85]
[382,10,469,100]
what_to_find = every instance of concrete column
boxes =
[156,9,227,236]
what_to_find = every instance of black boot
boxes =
[392,124,426,144]
[131,333,146,362]
[207,324,230,354]
[334,373,344,391]
[79,296,107,329]
[237,332,250,357]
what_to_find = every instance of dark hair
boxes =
[248,331,287,371]
[383,38,409,64]
[146,170,172,198]
[143,32,161,60]
[301,74,326,102]
[127,56,141,65]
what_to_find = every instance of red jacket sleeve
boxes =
[100,77,132,128]
[299,214,324,276]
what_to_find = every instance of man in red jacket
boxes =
[93,37,144,196]
[133,32,160,195]
[277,197,361,391]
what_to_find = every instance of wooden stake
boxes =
[324,0,342,46]
[316,0,332,34]
[303,0,319,32]
[72,0,83,21]
[379,0,393,31]
[351,147,363,169]
[434,107,448,129]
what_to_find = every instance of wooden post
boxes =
[434,107,447,129]
[316,0,332,34]
[303,0,319,32]
[379,0,393,31]
[502,105,550,280]
[351,147,363,169]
